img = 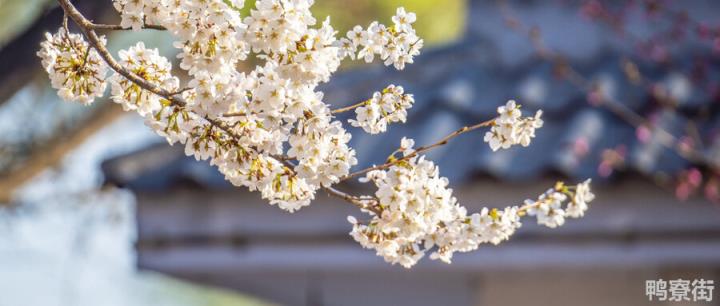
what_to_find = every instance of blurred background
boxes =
[1,0,720,305]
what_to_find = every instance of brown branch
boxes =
[276,158,380,214]
[331,99,369,115]
[55,0,375,211]
[171,87,193,95]
[222,111,248,117]
[324,185,381,215]
[57,0,257,156]
[57,0,185,106]
[342,118,496,181]
[89,23,167,31]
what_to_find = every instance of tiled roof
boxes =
[323,46,720,183]
[103,1,720,190]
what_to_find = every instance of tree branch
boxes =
[324,185,381,214]
[55,0,379,212]
[55,0,498,214]
[342,118,496,181]
[89,23,167,31]
[57,0,185,106]
[331,99,369,115]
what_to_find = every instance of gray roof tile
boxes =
[102,2,720,191]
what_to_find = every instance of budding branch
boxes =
[55,0,496,214]
[343,118,496,180]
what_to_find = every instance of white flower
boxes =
[347,25,365,46]
[346,139,598,268]
[483,129,506,151]
[567,179,594,218]
[498,100,521,122]
[289,115,358,187]
[527,189,567,228]
[472,206,522,245]
[40,1,599,269]
[113,0,152,30]
[336,38,357,59]
[349,85,414,134]
[400,137,415,155]
[262,173,315,212]
[109,42,179,116]
[392,7,417,33]
[37,28,108,105]
[484,100,544,151]
[348,138,458,267]
[345,9,423,70]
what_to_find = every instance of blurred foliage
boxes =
[232,0,465,46]
[312,0,465,46]
[137,272,274,306]
[0,0,53,47]
[0,0,463,49]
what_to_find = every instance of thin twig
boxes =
[279,159,381,214]
[57,0,184,106]
[171,87,192,95]
[324,185,381,215]
[56,0,502,213]
[62,14,70,34]
[223,111,248,117]
[58,0,254,153]
[89,23,167,31]
[57,0,377,211]
[331,99,368,115]
[342,118,496,181]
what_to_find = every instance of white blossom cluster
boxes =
[113,0,163,31]
[287,110,358,188]
[338,7,424,69]
[37,28,108,104]
[349,85,414,134]
[525,179,594,228]
[347,139,595,268]
[109,42,179,116]
[39,0,597,268]
[484,100,544,151]
[99,0,424,212]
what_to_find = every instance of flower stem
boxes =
[342,118,496,180]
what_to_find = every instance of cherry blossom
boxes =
[349,85,414,134]
[484,100,544,151]
[40,0,595,268]
[109,42,179,116]
[348,139,595,267]
[37,28,108,105]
